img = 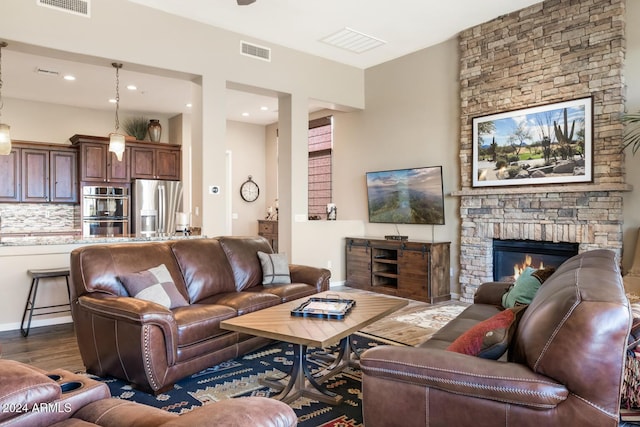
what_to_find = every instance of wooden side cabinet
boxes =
[345,237,451,303]
[258,220,278,252]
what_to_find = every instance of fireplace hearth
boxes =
[493,240,579,282]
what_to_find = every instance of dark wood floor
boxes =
[0,323,84,373]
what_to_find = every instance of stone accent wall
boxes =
[456,0,627,302]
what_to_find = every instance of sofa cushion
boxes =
[251,283,318,303]
[204,291,281,315]
[502,266,555,308]
[170,239,237,303]
[219,236,274,291]
[257,251,291,284]
[420,304,503,350]
[119,264,189,309]
[173,304,238,347]
[446,306,525,359]
[71,242,189,298]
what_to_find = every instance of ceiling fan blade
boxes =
[237,0,256,5]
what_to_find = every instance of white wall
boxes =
[263,39,461,288]
[226,120,267,236]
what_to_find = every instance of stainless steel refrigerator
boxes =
[131,179,183,237]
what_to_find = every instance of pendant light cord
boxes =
[111,62,122,133]
[112,62,122,133]
[0,42,5,122]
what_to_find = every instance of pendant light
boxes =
[0,42,11,156]
[108,62,125,161]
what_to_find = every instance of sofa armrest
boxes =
[473,281,512,306]
[360,345,568,409]
[77,294,178,365]
[161,397,297,427]
[289,264,331,292]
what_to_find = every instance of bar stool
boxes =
[20,267,71,337]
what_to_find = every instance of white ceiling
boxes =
[2,0,542,125]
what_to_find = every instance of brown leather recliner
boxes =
[0,358,297,427]
[360,249,631,427]
[69,236,330,394]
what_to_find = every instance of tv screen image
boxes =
[366,166,445,225]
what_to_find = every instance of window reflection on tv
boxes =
[366,166,445,225]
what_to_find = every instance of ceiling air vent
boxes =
[240,41,271,62]
[37,0,90,17]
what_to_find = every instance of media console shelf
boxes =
[345,237,451,303]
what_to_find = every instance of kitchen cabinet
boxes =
[130,145,181,180]
[49,150,78,203]
[71,135,181,182]
[7,142,78,203]
[0,147,20,202]
[72,136,130,184]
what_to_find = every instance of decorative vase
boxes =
[148,119,162,142]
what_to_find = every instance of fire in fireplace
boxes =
[493,239,579,282]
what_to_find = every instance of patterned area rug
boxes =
[392,302,468,329]
[87,334,389,427]
[360,300,469,346]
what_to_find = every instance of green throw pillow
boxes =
[502,267,540,308]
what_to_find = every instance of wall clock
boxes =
[240,175,260,202]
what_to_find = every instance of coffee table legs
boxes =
[260,337,352,405]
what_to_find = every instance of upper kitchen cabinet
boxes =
[71,135,130,184]
[11,142,78,203]
[0,147,21,202]
[130,145,181,180]
[71,134,181,182]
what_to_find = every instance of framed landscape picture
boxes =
[472,97,593,187]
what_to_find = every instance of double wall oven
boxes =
[82,186,129,237]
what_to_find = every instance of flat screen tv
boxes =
[366,166,445,225]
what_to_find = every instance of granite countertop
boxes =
[0,231,206,246]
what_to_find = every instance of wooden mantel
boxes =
[451,183,633,197]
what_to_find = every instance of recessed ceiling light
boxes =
[108,98,117,103]
[63,75,76,81]
[242,112,250,117]
[260,106,268,111]
[126,84,137,90]
[186,103,192,108]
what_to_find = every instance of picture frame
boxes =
[472,97,593,188]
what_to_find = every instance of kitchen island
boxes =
[0,233,205,332]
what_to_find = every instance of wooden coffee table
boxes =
[220,290,407,404]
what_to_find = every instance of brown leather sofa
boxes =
[70,236,330,394]
[0,357,297,427]
[360,249,631,427]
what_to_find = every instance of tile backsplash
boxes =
[0,203,80,232]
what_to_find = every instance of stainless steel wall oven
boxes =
[82,186,129,237]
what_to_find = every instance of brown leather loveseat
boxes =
[360,249,631,427]
[0,357,297,427]
[70,236,330,394]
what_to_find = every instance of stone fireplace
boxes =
[454,0,630,302]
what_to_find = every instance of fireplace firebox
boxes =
[493,239,579,282]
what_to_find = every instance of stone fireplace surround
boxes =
[454,0,630,303]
